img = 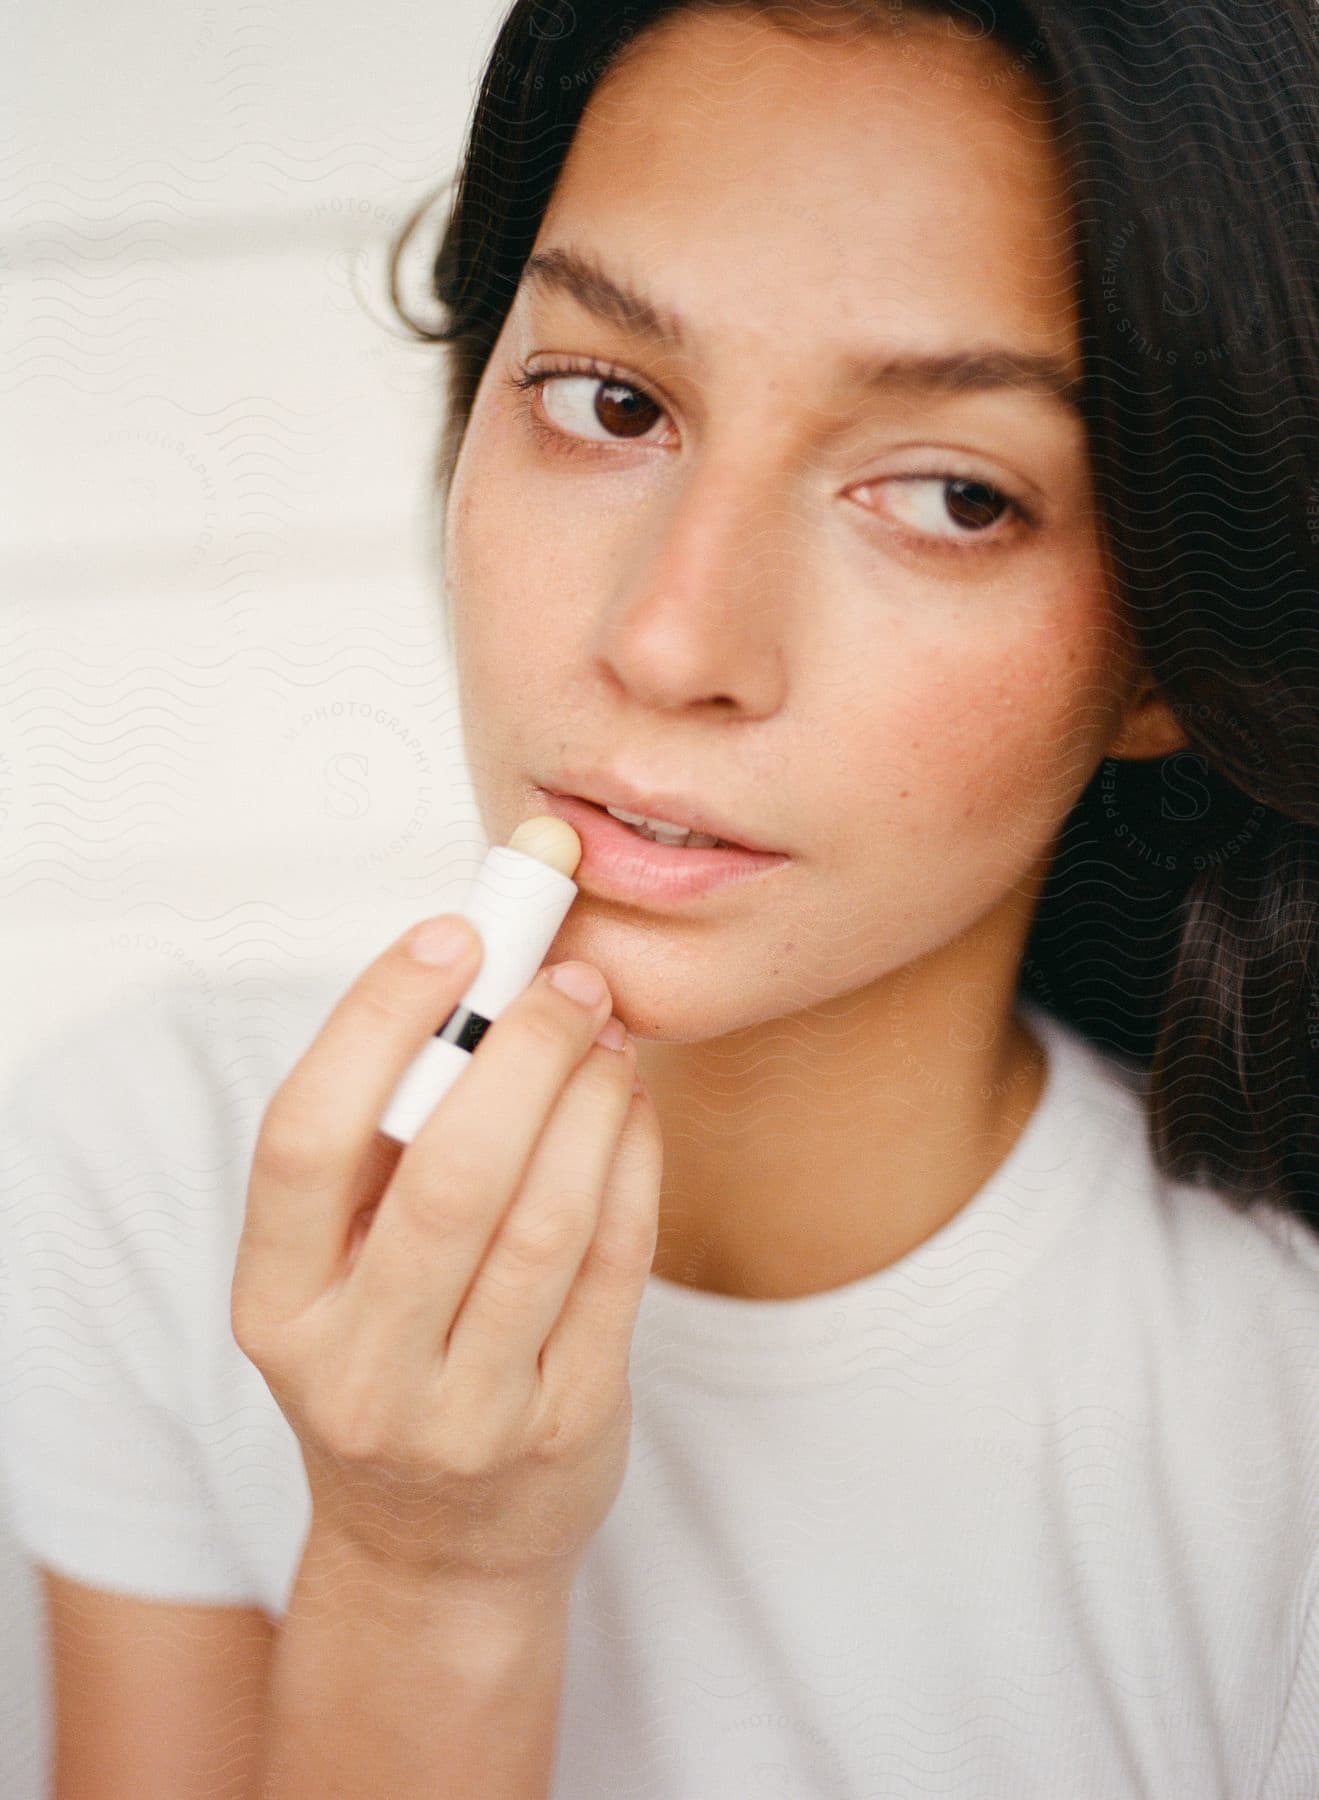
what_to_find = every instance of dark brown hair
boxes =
[390,0,1319,1230]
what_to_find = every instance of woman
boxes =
[8,2,1317,1796]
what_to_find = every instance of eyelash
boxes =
[504,355,1039,550]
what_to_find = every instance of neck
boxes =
[635,912,1049,1301]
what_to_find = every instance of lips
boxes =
[534,789,792,906]
[541,772,784,855]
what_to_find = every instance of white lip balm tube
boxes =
[378,814,584,1144]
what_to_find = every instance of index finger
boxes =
[236,917,484,1324]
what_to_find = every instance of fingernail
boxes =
[406,916,475,967]
[548,962,608,1007]
[594,1015,628,1052]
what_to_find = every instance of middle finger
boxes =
[337,960,614,1366]
[442,1024,637,1401]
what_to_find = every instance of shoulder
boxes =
[1156,1169,1319,1398]
[1021,1002,1162,1195]
[0,975,339,1605]
[1026,1002,1319,1403]
[1030,1008,1319,1595]
[0,969,347,1383]
[1028,1001,1319,1289]
[4,969,345,1204]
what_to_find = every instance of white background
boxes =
[1,2,518,1787]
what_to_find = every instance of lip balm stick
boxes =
[378,816,584,1144]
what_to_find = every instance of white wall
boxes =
[1,3,516,1787]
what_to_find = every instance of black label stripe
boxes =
[434,1004,491,1053]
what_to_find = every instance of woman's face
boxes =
[443,8,1139,1043]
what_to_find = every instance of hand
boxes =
[231,915,663,1605]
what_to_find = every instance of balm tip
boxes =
[507,814,583,878]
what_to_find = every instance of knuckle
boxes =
[356,982,419,1034]
[312,1370,411,1466]
[394,1164,489,1242]
[395,911,473,957]
[429,1139,490,1199]
[228,1289,266,1361]
[500,1197,592,1271]
[531,1396,594,1462]
[585,1213,657,1279]
[430,1383,519,1473]
[255,1099,333,1187]
[230,1289,299,1382]
[435,1423,507,1481]
[515,999,574,1056]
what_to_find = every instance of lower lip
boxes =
[536,791,792,904]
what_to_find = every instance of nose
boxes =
[592,454,793,719]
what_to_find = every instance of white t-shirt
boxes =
[1,975,1316,1800]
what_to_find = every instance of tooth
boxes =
[603,803,733,849]
[639,824,724,849]
[606,805,691,839]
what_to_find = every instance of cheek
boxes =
[837,584,1119,878]
[446,412,518,616]
[447,427,547,685]
[447,400,596,661]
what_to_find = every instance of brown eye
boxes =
[538,373,666,443]
[592,380,663,439]
[857,472,1028,548]
[944,479,1009,531]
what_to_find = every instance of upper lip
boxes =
[541,772,786,855]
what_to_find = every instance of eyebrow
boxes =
[521,245,1086,416]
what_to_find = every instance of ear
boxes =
[1106,676,1189,762]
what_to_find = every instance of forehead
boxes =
[534,8,1080,374]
